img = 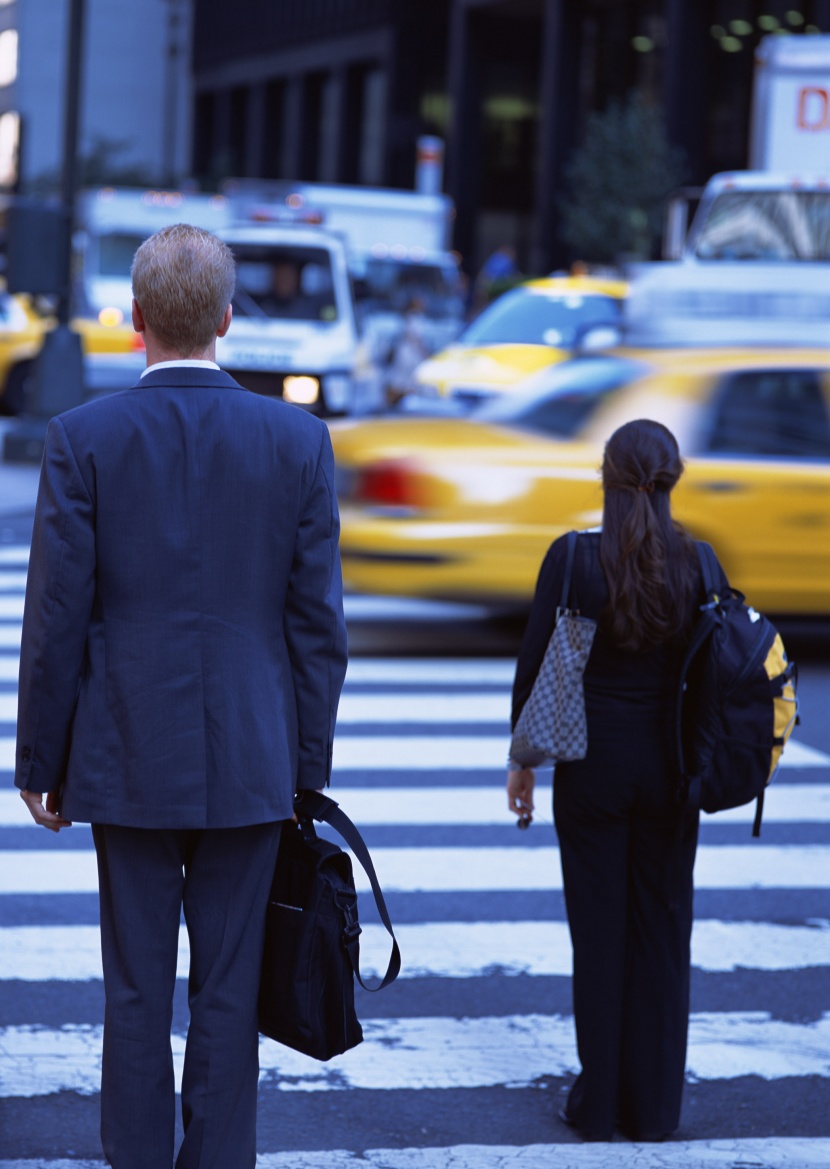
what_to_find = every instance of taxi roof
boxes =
[520,274,629,299]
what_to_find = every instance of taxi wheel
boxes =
[1,362,33,416]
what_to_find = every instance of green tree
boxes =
[559,90,686,264]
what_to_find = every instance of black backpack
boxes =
[675,542,798,836]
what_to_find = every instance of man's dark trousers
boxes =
[92,820,282,1169]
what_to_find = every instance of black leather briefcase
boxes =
[258,791,400,1062]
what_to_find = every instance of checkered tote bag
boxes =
[510,532,596,768]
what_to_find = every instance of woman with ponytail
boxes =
[507,419,727,1142]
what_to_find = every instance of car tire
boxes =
[1,362,34,416]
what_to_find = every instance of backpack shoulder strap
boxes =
[696,541,724,601]
[294,789,401,991]
[675,548,724,784]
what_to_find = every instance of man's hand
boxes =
[20,789,72,832]
[292,788,325,823]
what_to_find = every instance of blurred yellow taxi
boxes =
[412,274,627,406]
[332,348,830,614]
[0,290,141,415]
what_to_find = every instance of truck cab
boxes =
[218,224,358,413]
[627,172,830,348]
[75,187,361,414]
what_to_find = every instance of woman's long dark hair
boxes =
[599,419,697,651]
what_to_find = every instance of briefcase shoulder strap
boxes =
[294,790,401,991]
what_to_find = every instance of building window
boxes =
[0,29,17,87]
[0,109,19,186]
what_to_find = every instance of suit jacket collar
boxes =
[133,366,247,392]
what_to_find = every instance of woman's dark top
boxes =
[511,532,726,772]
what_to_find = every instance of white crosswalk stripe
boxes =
[1,919,828,981]
[3,1011,830,1098]
[2,842,830,894]
[1,545,830,1165]
[2,782,830,826]
[3,1141,830,1169]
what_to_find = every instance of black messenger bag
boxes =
[258,790,401,1061]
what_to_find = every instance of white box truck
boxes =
[750,34,830,171]
[223,180,465,381]
[628,36,830,348]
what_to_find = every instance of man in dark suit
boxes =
[15,223,348,1168]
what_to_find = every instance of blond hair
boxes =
[131,224,235,355]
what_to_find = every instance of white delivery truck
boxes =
[628,35,830,348]
[628,170,830,346]
[75,186,360,414]
[223,180,465,399]
[750,34,830,171]
[661,34,830,260]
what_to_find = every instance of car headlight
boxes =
[283,375,320,405]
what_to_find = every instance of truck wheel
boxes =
[1,362,34,416]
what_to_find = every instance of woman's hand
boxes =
[507,768,536,825]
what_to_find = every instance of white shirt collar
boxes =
[140,359,220,379]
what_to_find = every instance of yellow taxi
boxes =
[411,274,627,405]
[0,290,141,415]
[331,348,830,614]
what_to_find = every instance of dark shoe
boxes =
[558,1108,611,1142]
[618,1124,672,1142]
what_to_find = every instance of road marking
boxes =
[0,628,20,650]
[0,547,28,566]
[345,659,516,685]
[0,691,513,727]
[3,1140,830,1169]
[343,595,490,622]
[338,693,510,723]
[328,736,830,771]
[3,844,830,895]
[10,735,819,772]
[2,724,827,772]
[0,919,827,982]
[1,1012,829,1097]
[0,572,26,593]
[3,783,830,828]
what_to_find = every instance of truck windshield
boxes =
[230,245,338,322]
[98,233,146,276]
[357,258,463,320]
[462,287,622,348]
[695,191,830,261]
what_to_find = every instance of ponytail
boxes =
[599,419,697,651]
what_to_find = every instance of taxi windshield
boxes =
[477,355,645,439]
[695,191,830,261]
[231,245,338,322]
[462,287,622,348]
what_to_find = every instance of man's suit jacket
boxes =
[14,366,348,828]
